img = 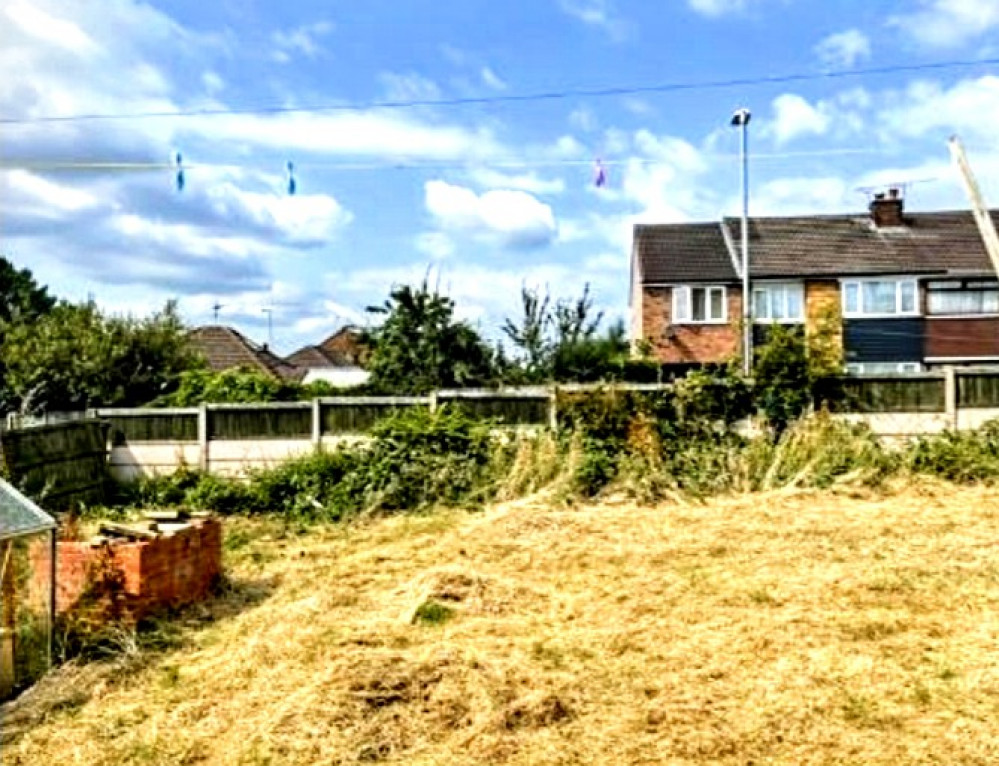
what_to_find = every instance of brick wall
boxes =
[640,285,741,364]
[41,518,222,619]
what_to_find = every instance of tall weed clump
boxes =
[741,413,896,491]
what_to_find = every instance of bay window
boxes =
[841,278,919,317]
[672,285,726,323]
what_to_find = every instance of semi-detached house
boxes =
[630,191,999,374]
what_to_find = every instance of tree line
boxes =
[0,257,655,414]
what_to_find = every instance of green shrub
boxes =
[906,419,999,483]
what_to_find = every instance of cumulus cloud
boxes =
[424,181,558,249]
[814,29,871,69]
[890,0,999,48]
[770,94,831,144]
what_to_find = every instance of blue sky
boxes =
[3,0,999,353]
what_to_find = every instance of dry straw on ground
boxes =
[4,481,999,765]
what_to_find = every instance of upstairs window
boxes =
[842,278,918,317]
[753,283,804,322]
[672,286,726,324]
[926,280,999,315]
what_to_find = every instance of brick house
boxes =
[630,192,999,374]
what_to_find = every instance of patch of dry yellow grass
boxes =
[4,482,999,765]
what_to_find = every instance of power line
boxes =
[3,56,997,126]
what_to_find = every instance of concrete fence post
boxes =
[944,366,959,431]
[198,403,209,472]
[428,391,438,414]
[548,386,559,431]
[311,398,322,452]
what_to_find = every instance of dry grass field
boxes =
[3,482,999,765]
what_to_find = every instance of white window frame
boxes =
[840,277,920,318]
[672,285,727,325]
[925,279,999,318]
[752,282,805,324]
[846,361,922,376]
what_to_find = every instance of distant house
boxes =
[287,326,370,388]
[188,325,302,382]
[630,191,999,374]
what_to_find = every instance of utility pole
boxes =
[731,108,752,375]
[949,135,999,279]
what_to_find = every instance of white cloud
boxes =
[558,0,631,41]
[752,177,853,216]
[202,71,224,95]
[480,66,507,91]
[814,29,871,69]
[415,232,457,260]
[270,20,333,63]
[770,94,831,144]
[4,1,100,54]
[466,168,566,195]
[890,0,999,48]
[877,75,999,143]
[424,181,557,249]
[686,0,750,17]
[569,107,598,132]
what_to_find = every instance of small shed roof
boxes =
[0,479,56,542]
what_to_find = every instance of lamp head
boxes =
[730,108,751,127]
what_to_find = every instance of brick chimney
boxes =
[869,187,905,227]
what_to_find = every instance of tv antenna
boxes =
[262,307,273,347]
[212,301,223,323]
[855,177,937,200]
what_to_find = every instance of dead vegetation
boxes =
[4,482,999,765]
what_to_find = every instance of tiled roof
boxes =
[188,326,302,382]
[636,209,999,284]
[634,222,737,283]
[318,326,366,366]
[287,345,338,368]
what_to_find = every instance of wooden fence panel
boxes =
[98,411,199,445]
[0,421,109,508]
[208,405,312,441]
[819,376,946,414]
[957,374,999,409]
[438,392,550,425]
[320,398,428,434]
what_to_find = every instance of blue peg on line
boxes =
[175,152,185,192]
[287,161,296,196]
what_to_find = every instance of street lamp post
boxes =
[731,107,752,376]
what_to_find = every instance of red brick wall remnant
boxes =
[640,286,741,364]
[45,518,222,619]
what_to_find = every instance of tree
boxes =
[0,257,55,325]
[0,257,57,410]
[2,301,200,413]
[752,312,843,437]
[364,281,498,394]
[502,284,646,383]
